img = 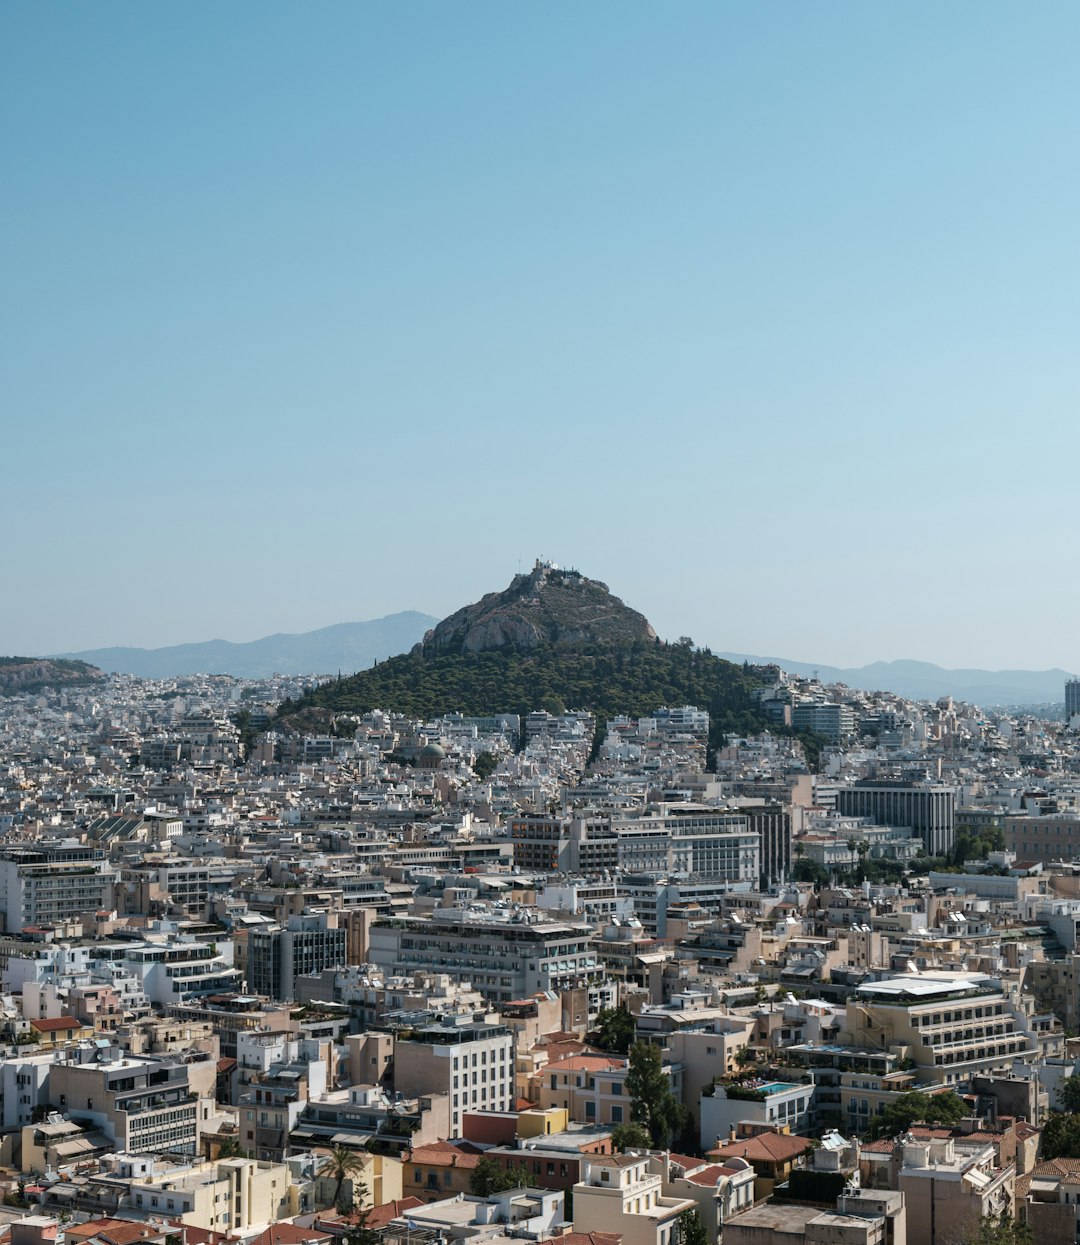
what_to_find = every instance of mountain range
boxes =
[56,612,438,680]
[719,653,1071,708]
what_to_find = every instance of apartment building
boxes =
[165,993,296,1060]
[620,878,753,937]
[237,1035,329,1161]
[126,1156,292,1232]
[0,843,117,933]
[792,702,856,744]
[532,1054,639,1127]
[572,1154,694,1245]
[94,938,242,1003]
[50,1045,203,1157]
[700,1079,813,1150]
[899,1136,1012,1245]
[841,972,1037,1087]
[393,1013,514,1138]
[367,910,601,1004]
[510,816,617,873]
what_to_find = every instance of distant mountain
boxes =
[719,652,1071,707]
[56,612,438,679]
[278,566,769,747]
[0,656,103,694]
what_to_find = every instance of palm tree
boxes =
[321,1145,365,1211]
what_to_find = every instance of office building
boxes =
[836,780,955,856]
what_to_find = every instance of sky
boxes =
[4,2,1080,669]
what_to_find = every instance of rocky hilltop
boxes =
[419,563,657,654]
[0,657,103,695]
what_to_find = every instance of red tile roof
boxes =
[544,1054,625,1072]
[31,1016,83,1033]
[409,1140,480,1169]
[245,1225,333,1245]
[709,1132,812,1164]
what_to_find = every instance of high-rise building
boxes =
[1067,679,1080,717]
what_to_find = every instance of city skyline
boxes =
[5,3,1080,667]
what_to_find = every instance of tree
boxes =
[218,1134,245,1159]
[959,1215,1032,1245]
[611,1122,653,1152]
[676,1209,710,1245]
[473,751,499,781]
[792,858,828,886]
[320,1145,366,1211]
[340,1199,381,1245]
[470,1156,536,1196]
[870,1090,968,1139]
[625,1042,689,1149]
[1042,1111,1080,1160]
[591,1007,636,1055]
[1061,1075,1080,1114]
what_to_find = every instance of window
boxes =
[612,1105,623,1123]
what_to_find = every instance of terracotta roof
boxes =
[409,1140,481,1169]
[364,1198,426,1230]
[245,1225,333,1245]
[30,1016,82,1032]
[669,1154,707,1172]
[1015,1156,1080,1200]
[183,1228,230,1245]
[67,1225,163,1245]
[559,1234,622,1245]
[686,1164,739,1186]
[315,1195,423,1235]
[544,1054,625,1072]
[709,1131,813,1164]
[861,1139,897,1154]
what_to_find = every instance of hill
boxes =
[0,657,103,695]
[277,568,770,749]
[421,564,656,653]
[719,652,1071,708]
[56,612,438,679]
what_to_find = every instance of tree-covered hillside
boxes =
[276,639,771,752]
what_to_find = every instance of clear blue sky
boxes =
[4,2,1079,667]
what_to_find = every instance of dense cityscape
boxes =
[4,578,1080,1245]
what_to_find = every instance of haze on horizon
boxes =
[5,3,1080,671]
